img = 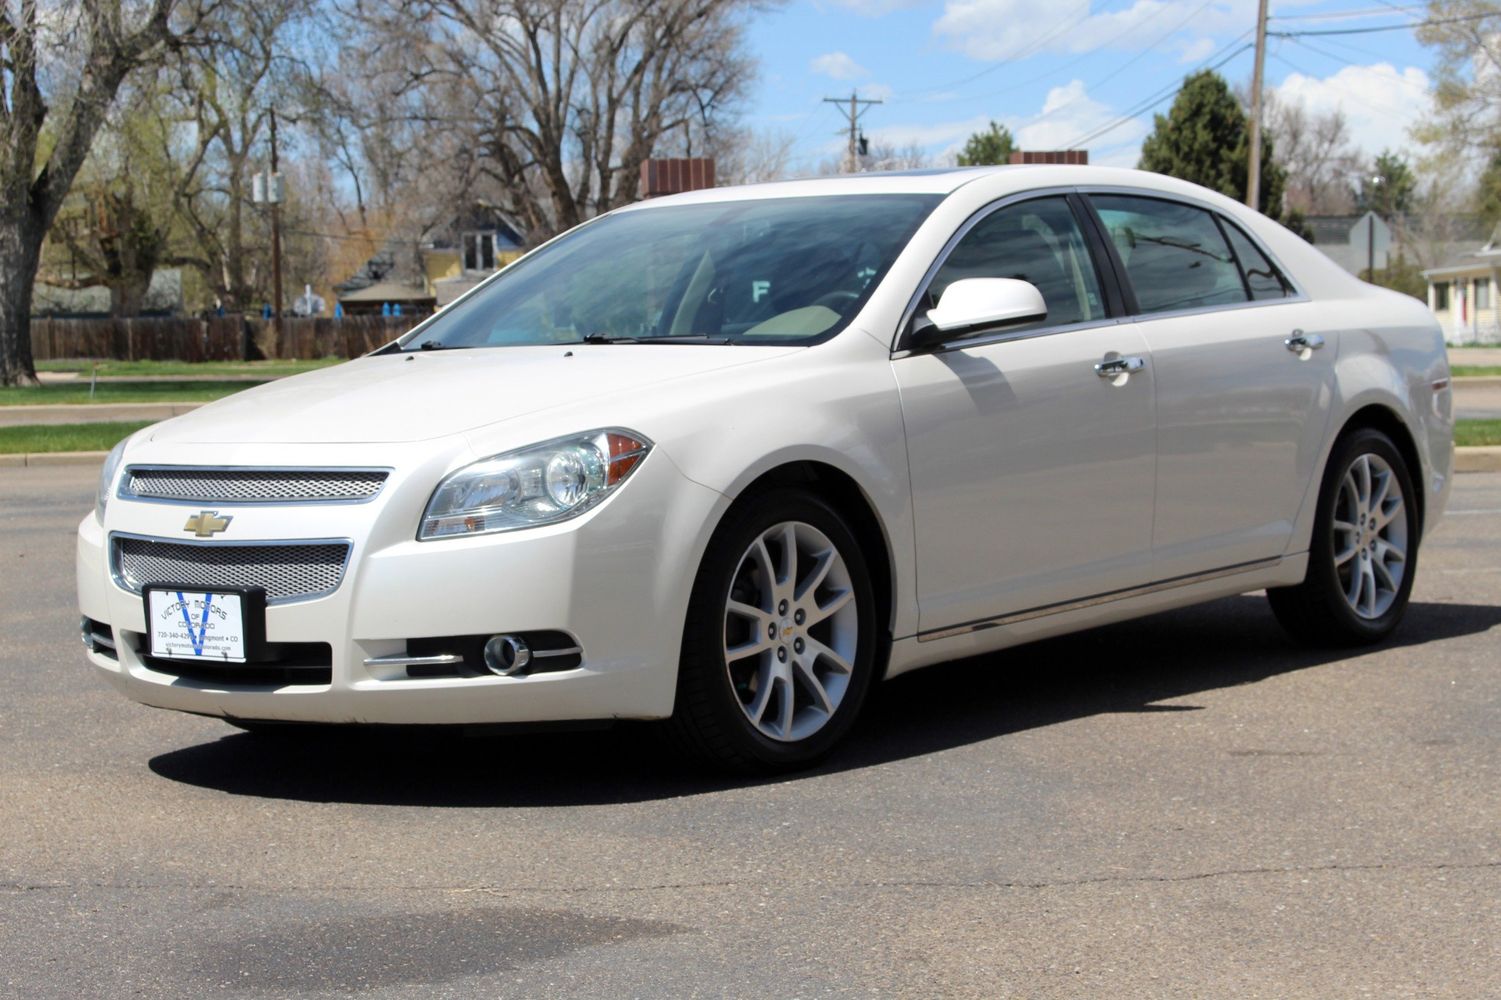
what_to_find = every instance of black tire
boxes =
[668,488,878,773]
[1267,427,1420,646]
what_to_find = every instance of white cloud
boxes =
[1013,79,1150,154]
[1178,36,1215,63]
[931,0,1270,61]
[868,114,993,155]
[810,51,870,81]
[863,82,895,101]
[1271,63,1432,160]
[820,0,927,15]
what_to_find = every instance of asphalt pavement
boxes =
[2,466,1498,998]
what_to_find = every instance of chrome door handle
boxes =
[1284,330,1325,353]
[1095,355,1147,378]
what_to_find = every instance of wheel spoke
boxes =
[805,586,853,626]
[746,661,775,725]
[1371,554,1399,593]
[1345,557,1365,609]
[725,635,770,662]
[1361,561,1378,617]
[794,547,836,603]
[1374,497,1404,530]
[777,523,798,590]
[775,673,795,736]
[805,635,854,676]
[750,536,777,593]
[1333,539,1360,567]
[1369,469,1391,512]
[794,657,835,715]
[1356,455,1373,511]
[1375,537,1405,565]
[727,599,769,622]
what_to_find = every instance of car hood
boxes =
[148,345,801,445]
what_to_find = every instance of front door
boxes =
[894,195,1158,634]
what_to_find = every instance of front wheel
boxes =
[669,489,877,773]
[1267,427,1419,645]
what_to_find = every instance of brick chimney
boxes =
[640,158,717,198]
[1008,150,1089,165]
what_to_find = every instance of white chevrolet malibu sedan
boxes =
[78,166,1454,770]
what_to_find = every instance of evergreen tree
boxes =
[1354,150,1417,219]
[957,122,1016,167]
[1137,70,1287,221]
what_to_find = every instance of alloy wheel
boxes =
[722,520,859,742]
[1331,452,1408,620]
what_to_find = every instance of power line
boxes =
[1269,11,1501,37]
[1064,38,1254,150]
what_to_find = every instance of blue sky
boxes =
[741,0,1436,174]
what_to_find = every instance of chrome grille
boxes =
[112,536,351,604]
[122,467,387,504]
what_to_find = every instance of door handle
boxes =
[1284,330,1325,353]
[1095,355,1147,378]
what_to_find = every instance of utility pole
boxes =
[1246,0,1270,211]
[268,109,285,337]
[823,92,882,173]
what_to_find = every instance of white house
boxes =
[1422,234,1501,345]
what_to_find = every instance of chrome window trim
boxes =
[117,465,392,507]
[108,531,354,606]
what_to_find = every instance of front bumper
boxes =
[77,441,725,725]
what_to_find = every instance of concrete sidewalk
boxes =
[0,401,204,427]
[1448,346,1501,367]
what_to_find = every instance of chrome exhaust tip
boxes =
[482,634,532,676]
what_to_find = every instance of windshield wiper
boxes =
[579,333,734,345]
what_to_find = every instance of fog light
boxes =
[483,634,531,676]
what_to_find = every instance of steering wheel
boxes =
[812,290,860,313]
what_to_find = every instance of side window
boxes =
[1091,195,1248,314]
[1221,219,1291,300]
[929,196,1105,332]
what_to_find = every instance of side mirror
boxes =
[914,278,1047,349]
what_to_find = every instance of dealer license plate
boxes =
[146,589,248,662]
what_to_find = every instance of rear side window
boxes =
[1221,220,1291,300]
[929,196,1105,332]
[1091,195,1246,314]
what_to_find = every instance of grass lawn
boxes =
[0,421,154,454]
[1452,366,1501,377]
[1455,419,1501,448]
[0,380,261,406]
[35,358,341,377]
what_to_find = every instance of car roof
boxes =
[615,165,1203,210]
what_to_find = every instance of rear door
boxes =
[1085,193,1335,580]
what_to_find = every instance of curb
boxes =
[0,401,204,427]
[7,446,1501,473]
[0,451,111,468]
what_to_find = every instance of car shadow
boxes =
[147,596,1501,806]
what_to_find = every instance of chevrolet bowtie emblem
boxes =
[184,511,233,537]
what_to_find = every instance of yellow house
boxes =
[1424,238,1501,345]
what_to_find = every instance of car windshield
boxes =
[397,194,942,350]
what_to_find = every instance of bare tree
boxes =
[340,0,762,242]
[1262,91,1361,216]
[1,0,211,385]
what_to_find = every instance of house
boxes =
[1423,230,1501,345]
[421,206,527,307]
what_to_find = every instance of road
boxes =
[2,466,1498,998]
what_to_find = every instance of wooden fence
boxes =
[29,315,429,362]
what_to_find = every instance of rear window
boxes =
[1091,195,1247,314]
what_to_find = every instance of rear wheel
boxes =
[669,489,877,772]
[1267,427,1419,645]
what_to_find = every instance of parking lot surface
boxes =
[2,466,1498,998]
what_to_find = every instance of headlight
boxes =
[96,439,129,522]
[419,429,651,540]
